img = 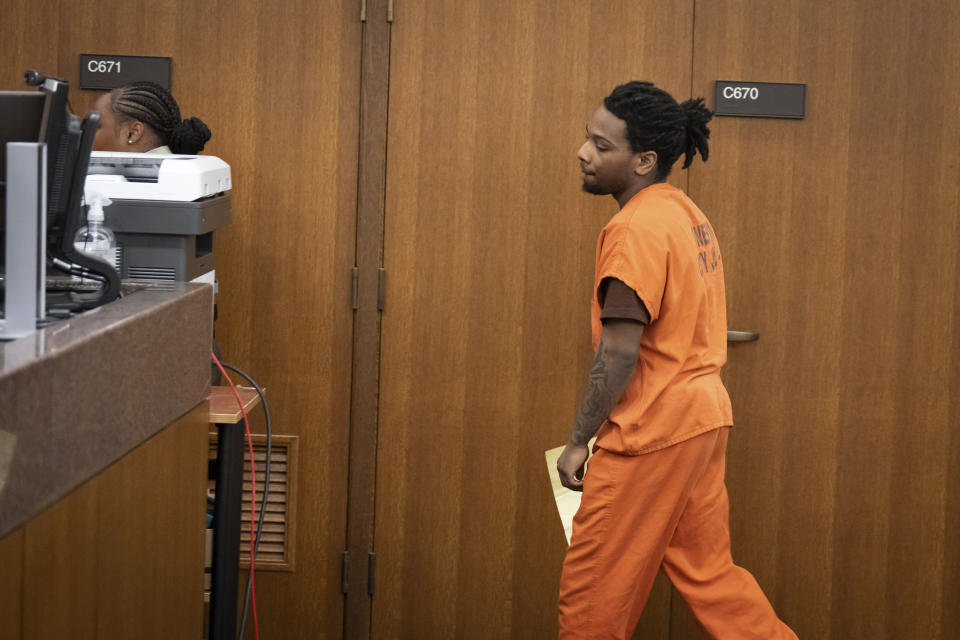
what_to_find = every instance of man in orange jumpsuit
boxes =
[556,81,797,640]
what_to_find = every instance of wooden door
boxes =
[0,1,362,637]
[678,1,960,638]
[373,1,694,638]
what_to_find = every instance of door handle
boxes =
[727,330,759,342]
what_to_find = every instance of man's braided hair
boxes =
[603,81,712,180]
[109,81,211,154]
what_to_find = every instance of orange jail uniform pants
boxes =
[558,427,797,640]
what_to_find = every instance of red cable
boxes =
[211,352,260,640]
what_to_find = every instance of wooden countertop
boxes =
[208,385,264,423]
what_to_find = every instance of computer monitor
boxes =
[0,92,45,181]
[1,72,119,311]
[0,91,46,249]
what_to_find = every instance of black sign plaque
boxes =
[713,81,805,119]
[78,54,171,91]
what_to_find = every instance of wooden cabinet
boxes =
[0,403,209,640]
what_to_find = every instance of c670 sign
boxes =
[713,81,806,119]
[722,86,759,100]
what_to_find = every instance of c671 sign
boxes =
[78,54,171,91]
[713,81,805,119]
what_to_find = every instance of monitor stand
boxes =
[0,142,46,340]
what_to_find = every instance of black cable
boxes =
[50,266,107,283]
[49,257,108,284]
[219,361,271,640]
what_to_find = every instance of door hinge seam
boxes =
[377,268,386,311]
[368,551,376,596]
[351,266,360,310]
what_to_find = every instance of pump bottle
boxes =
[73,193,118,281]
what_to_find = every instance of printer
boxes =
[84,151,232,284]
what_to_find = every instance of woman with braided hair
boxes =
[556,81,797,639]
[92,81,211,154]
[91,80,221,384]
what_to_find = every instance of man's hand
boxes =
[557,442,590,491]
[560,319,643,486]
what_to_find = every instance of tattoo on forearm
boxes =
[569,341,638,446]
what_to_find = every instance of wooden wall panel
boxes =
[209,4,360,636]
[56,0,181,115]
[2,2,361,637]
[0,0,59,89]
[374,1,693,638]
[687,0,960,638]
[877,3,960,635]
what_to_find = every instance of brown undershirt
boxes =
[599,277,650,325]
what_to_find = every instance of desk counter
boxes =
[0,282,212,539]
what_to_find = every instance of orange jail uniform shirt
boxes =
[591,182,733,454]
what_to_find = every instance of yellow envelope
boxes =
[545,438,595,545]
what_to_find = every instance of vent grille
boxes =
[128,265,177,282]
[207,433,298,572]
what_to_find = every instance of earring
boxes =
[127,139,133,144]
